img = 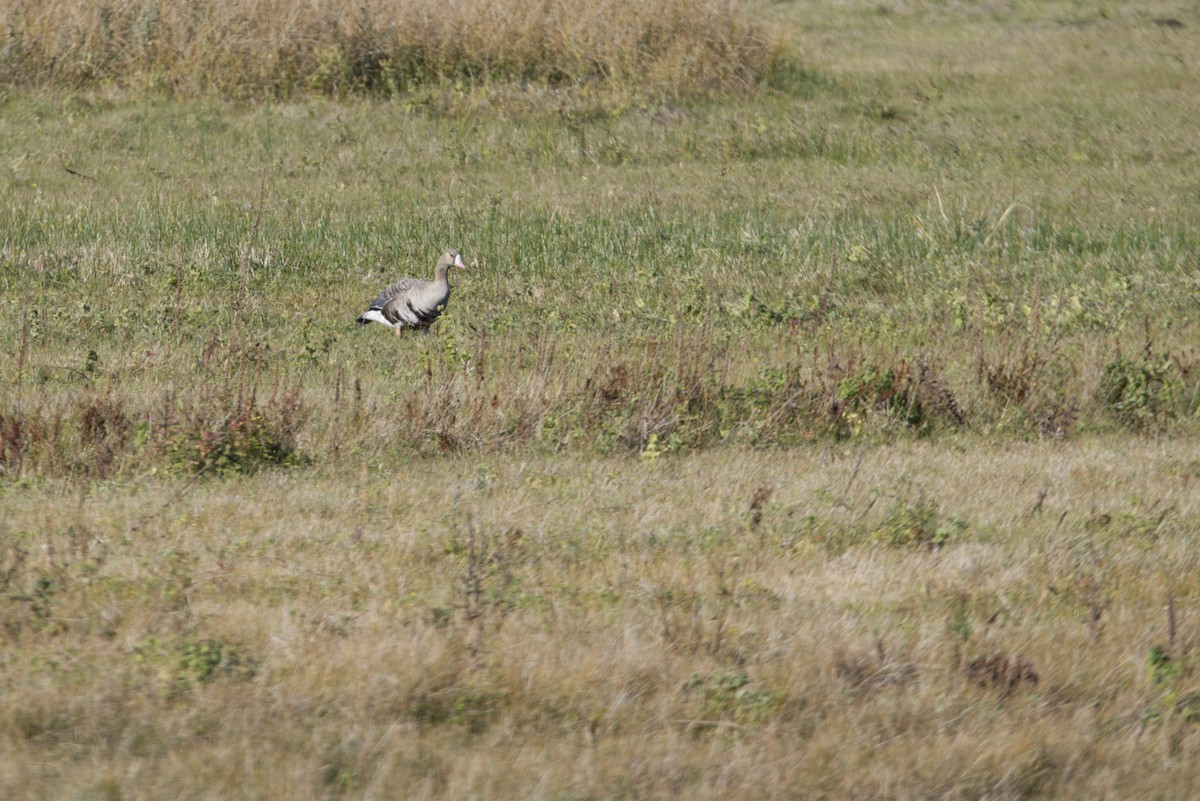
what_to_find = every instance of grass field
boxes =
[3,1,1200,798]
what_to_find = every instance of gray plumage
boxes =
[357,248,467,336]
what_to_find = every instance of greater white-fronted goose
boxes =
[356,248,467,337]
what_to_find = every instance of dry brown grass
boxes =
[3,438,1200,798]
[0,0,770,96]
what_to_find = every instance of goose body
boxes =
[357,248,466,337]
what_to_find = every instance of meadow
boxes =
[2,0,1200,798]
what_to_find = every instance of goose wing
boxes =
[369,277,428,326]
[401,296,447,327]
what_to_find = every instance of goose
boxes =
[356,248,467,337]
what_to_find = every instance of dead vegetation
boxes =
[0,0,771,97]
[1,440,1198,798]
[2,327,1196,480]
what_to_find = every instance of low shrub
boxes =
[160,389,305,476]
[1097,351,1197,428]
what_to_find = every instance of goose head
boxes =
[438,248,467,273]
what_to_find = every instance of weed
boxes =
[0,410,34,478]
[871,492,966,550]
[134,635,256,696]
[161,389,305,476]
[1098,350,1195,428]
[964,651,1039,695]
[833,639,917,694]
[409,683,507,733]
[828,355,963,439]
[684,671,784,726]
[320,736,360,796]
[747,485,772,528]
[76,392,132,477]
[0,540,29,597]
[176,638,249,683]
[1142,644,1200,727]
[299,320,337,364]
[1148,645,1178,688]
[444,523,525,659]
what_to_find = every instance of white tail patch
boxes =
[358,309,394,327]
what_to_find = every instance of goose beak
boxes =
[453,253,467,270]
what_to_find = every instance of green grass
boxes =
[2,85,1196,469]
[2,1,1200,798]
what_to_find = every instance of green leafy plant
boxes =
[1098,353,1181,428]
[162,390,305,476]
[685,671,785,725]
[871,493,966,549]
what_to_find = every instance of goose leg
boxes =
[394,327,404,339]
